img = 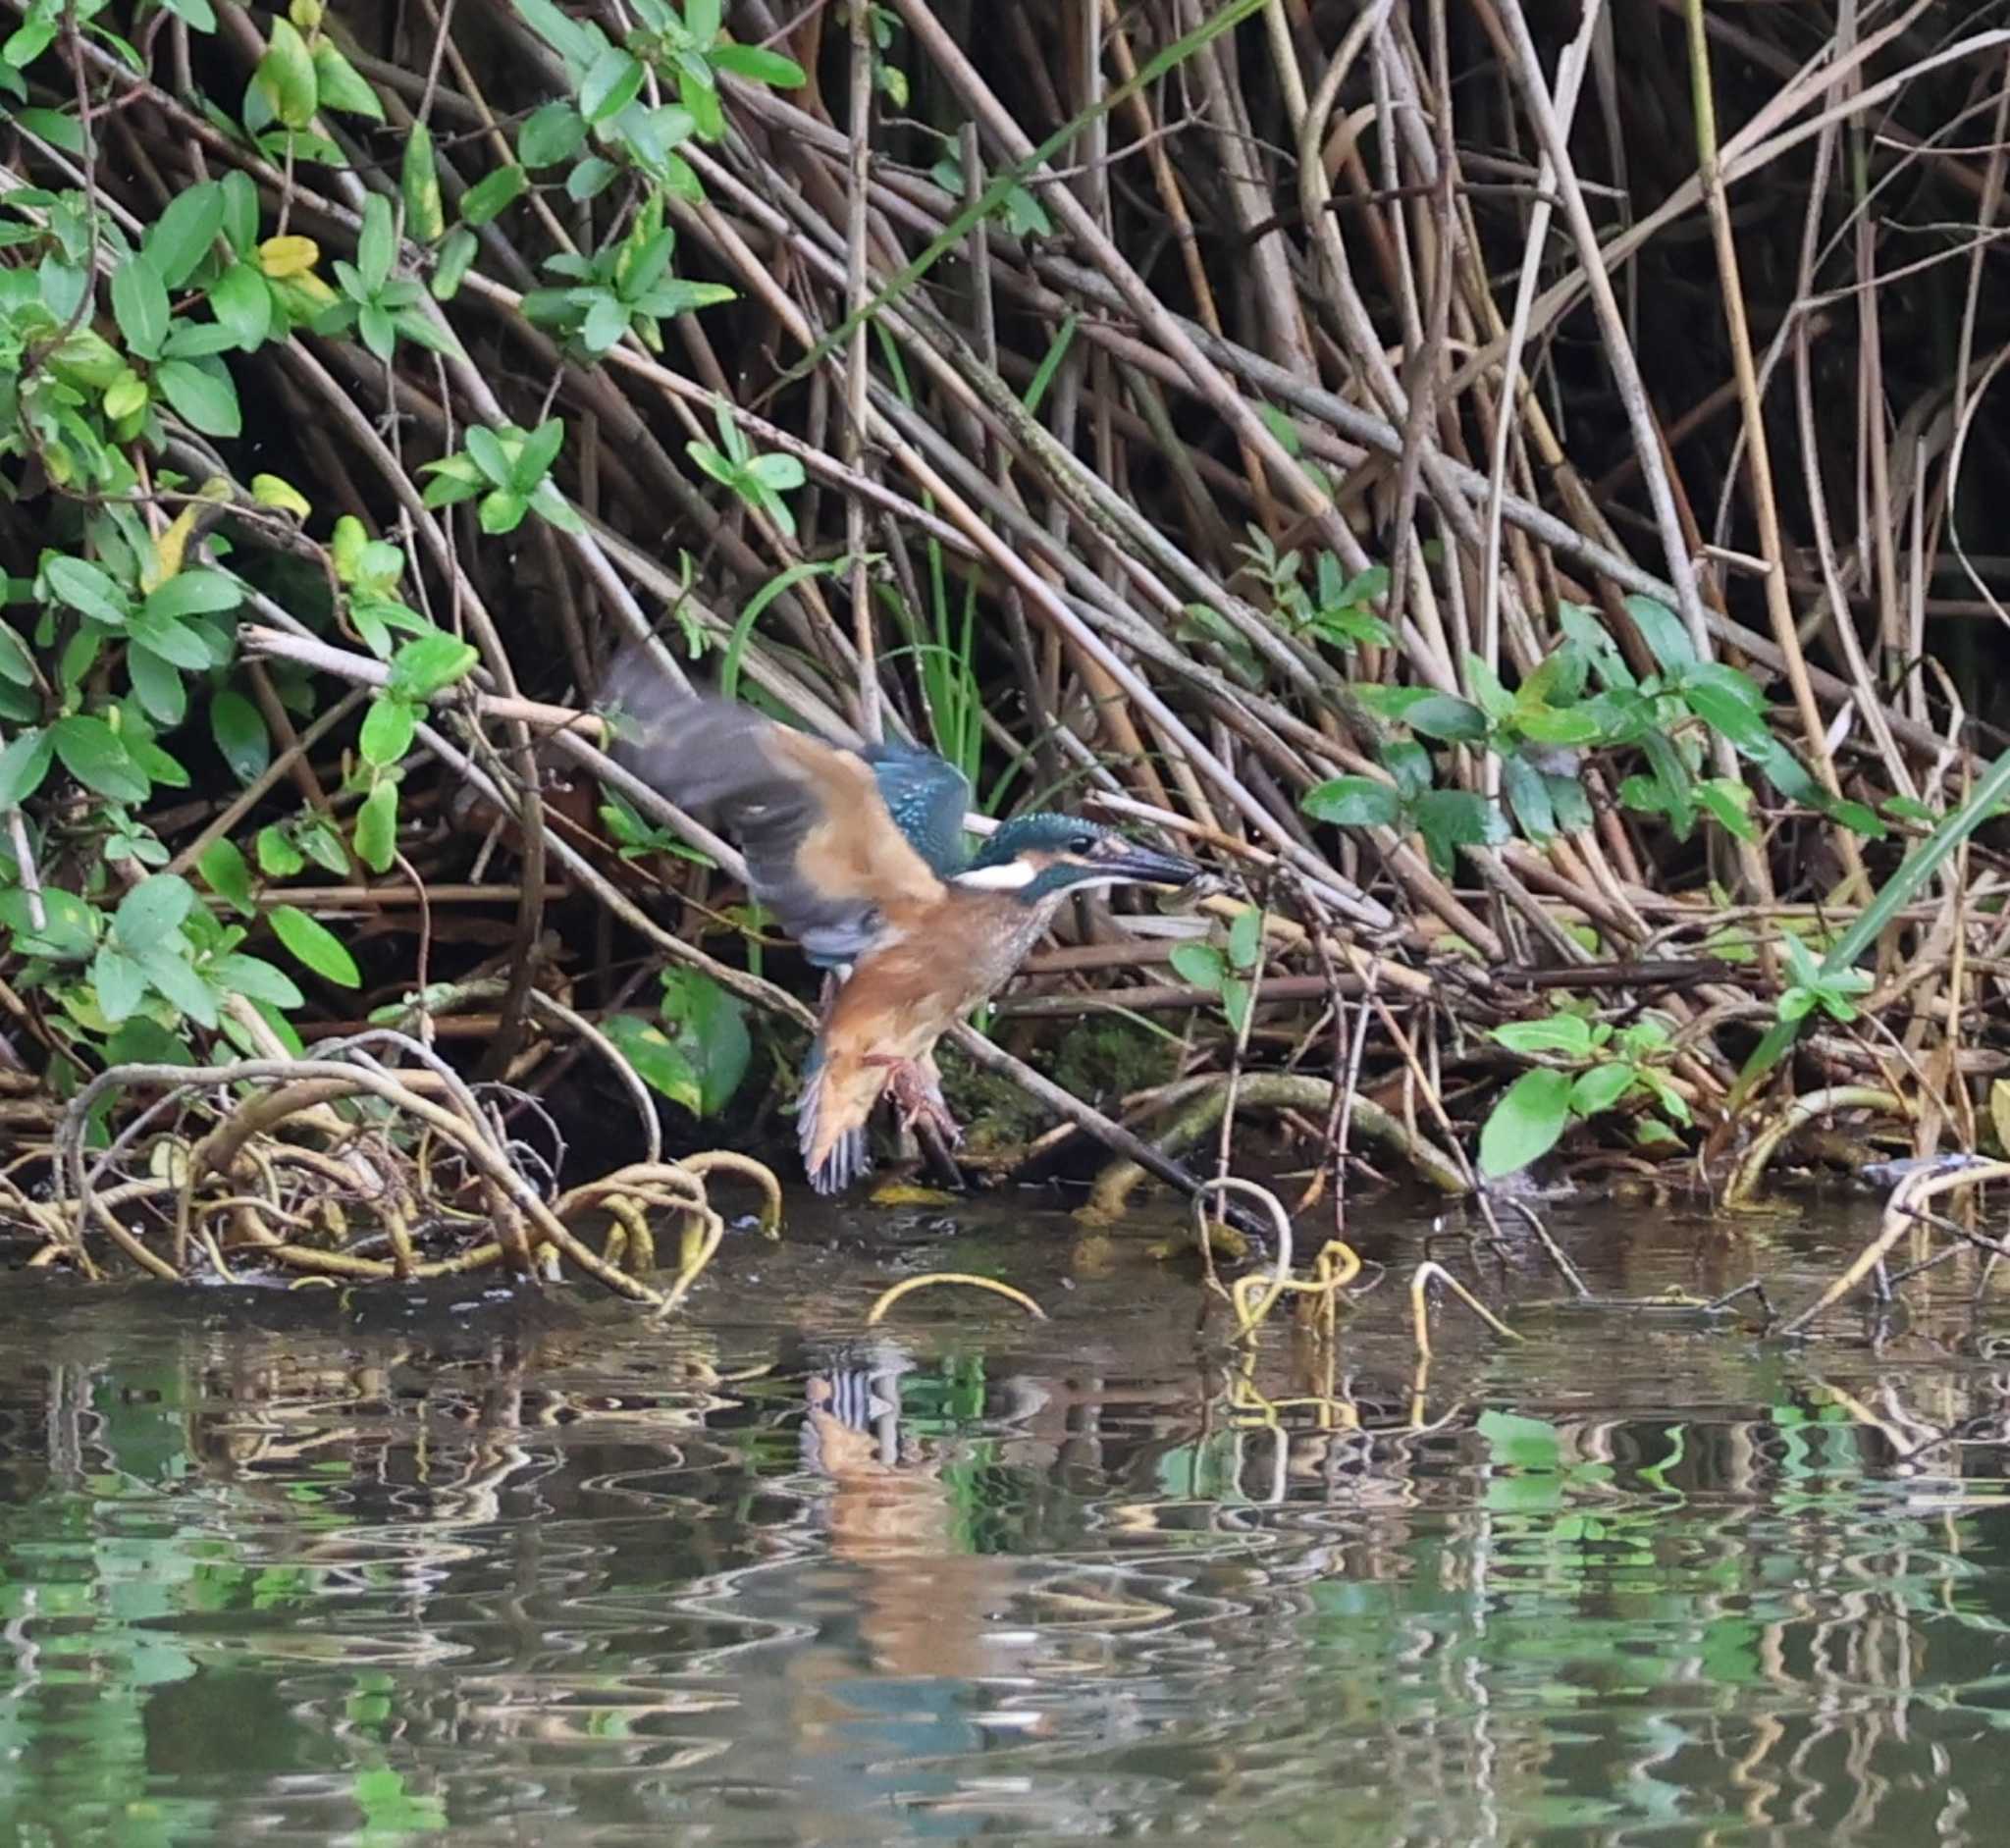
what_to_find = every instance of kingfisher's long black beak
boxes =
[1089,838,1204,888]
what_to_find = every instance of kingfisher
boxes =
[606,659,1201,1193]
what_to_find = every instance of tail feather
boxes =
[797,1051,887,1195]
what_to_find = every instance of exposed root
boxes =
[865,1272,1048,1325]
[0,1035,779,1307]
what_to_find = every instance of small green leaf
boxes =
[311,40,383,120]
[209,688,270,783]
[1492,1017,1594,1060]
[1169,941,1227,993]
[45,554,129,626]
[461,164,527,226]
[208,260,272,349]
[1226,907,1263,973]
[156,357,241,437]
[400,120,445,241]
[356,190,396,294]
[127,608,208,670]
[114,872,197,953]
[0,625,35,687]
[1568,1061,1639,1117]
[605,1013,702,1112]
[255,18,319,130]
[463,425,512,487]
[478,490,528,535]
[1479,1067,1574,1179]
[580,44,646,125]
[146,183,226,288]
[710,42,807,86]
[520,102,586,169]
[53,714,148,802]
[1301,774,1400,829]
[431,226,479,299]
[270,903,360,986]
[656,967,751,1115]
[111,253,170,358]
[91,944,148,1024]
[1622,595,1697,672]
[196,836,255,914]
[138,941,218,1028]
[143,569,241,623]
[388,631,479,700]
[256,823,305,877]
[210,952,304,1009]
[251,472,312,517]
[359,694,416,766]
[0,728,55,809]
[565,156,620,202]
[353,778,397,871]
[1403,694,1491,743]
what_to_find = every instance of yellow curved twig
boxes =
[866,1272,1047,1326]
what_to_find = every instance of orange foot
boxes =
[864,1055,965,1148]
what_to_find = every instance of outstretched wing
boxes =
[604,654,947,967]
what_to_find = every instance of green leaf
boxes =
[1622,595,1696,672]
[1502,754,1556,841]
[461,164,527,227]
[146,183,225,289]
[127,608,209,670]
[565,156,620,202]
[0,625,35,687]
[208,261,272,349]
[1696,778,1757,843]
[156,357,241,437]
[114,872,196,953]
[657,967,751,1115]
[1478,1067,1574,1179]
[1169,941,1227,993]
[353,778,397,872]
[54,714,149,802]
[710,42,808,86]
[0,728,54,809]
[1684,682,1772,756]
[1410,789,1508,874]
[1404,695,1491,744]
[196,836,255,914]
[220,170,260,255]
[297,816,349,876]
[581,291,628,354]
[1569,1061,1639,1117]
[478,490,528,534]
[256,823,305,877]
[111,253,170,358]
[209,688,269,783]
[311,40,383,119]
[210,952,304,1009]
[512,418,564,492]
[580,44,646,125]
[356,190,396,294]
[358,694,416,766]
[270,903,360,986]
[399,120,446,241]
[138,941,218,1028]
[388,631,478,700]
[1492,1017,1593,1060]
[255,18,319,131]
[604,1013,701,1113]
[45,554,129,625]
[129,646,185,728]
[1226,907,1263,973]
[519,101,586,169]
[431,226,478,300]
[463,425,512,487]
[91,944,148,1024]
[143,569,241,623]
[160,0,218,29]
[1300,774,1400,829]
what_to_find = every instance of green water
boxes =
[4,1195,2010,1845]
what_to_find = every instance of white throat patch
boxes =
[953,860,1039,891]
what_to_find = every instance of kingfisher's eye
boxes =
[1069,834,1095,855]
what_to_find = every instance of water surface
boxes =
[4,1192,2009,1845]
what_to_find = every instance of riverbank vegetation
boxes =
[3,0,2010,1301]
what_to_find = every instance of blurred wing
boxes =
[865,741,972,872]
[605,654,945,966]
